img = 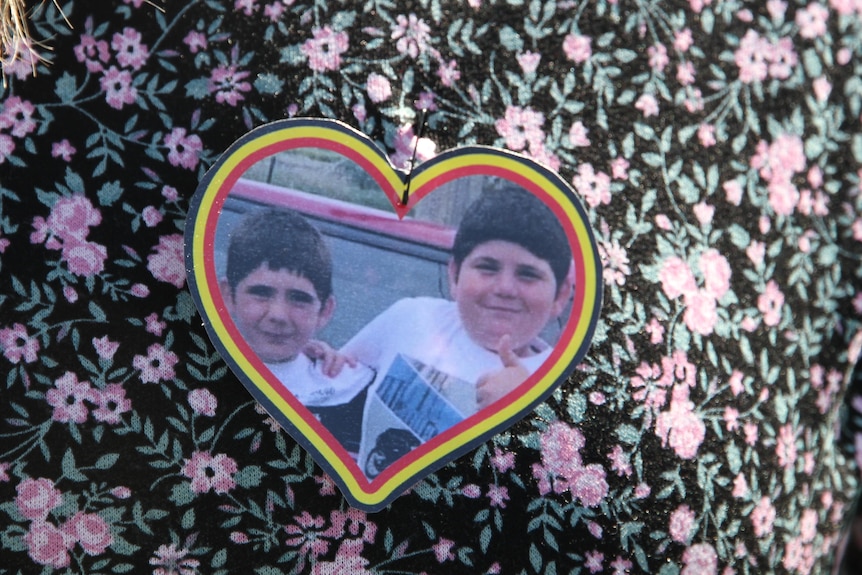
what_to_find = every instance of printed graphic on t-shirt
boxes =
[362,354,476,479]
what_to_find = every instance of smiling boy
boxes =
[219,208,374,451]
[342,185,572,476]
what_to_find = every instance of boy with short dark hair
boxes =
[220,208,373,451]
[343,186,573,476]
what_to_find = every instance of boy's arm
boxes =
[303,340,357,378]
[476,335,530,409]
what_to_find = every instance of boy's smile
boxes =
[449,240,570,357]
[221,264,334,364]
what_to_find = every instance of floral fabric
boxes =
[1,0,861,573]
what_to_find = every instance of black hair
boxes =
[451,185,572,288]
[225,208,333,304]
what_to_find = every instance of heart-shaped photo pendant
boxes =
[185,118,602,511]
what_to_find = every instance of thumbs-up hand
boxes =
[476,335,530,409]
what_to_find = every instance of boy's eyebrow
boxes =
[243,283,319,303]
[244,284,277,296]
[516,263,549,277]
[285,289,317,303]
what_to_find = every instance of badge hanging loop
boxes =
[400,109,429,207]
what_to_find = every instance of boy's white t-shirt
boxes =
[343,297,551,386]
[342,297,552,475]
[265,353,373,407]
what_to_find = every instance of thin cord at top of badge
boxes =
[400,108,429,206]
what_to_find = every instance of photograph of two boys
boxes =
[212,147,575,480]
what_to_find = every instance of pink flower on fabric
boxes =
[659,257,697,300]
[585,551,604,573]
[796,3,829,38]
[486,484,509,508]
[147,234,186,288]
[391,14,431,59]
[183,31,208,53]
[0,133,15,163]
[746,241,765,267]
[51,139,77,161]
[208,64,252,106]
[757,279,784,327]
[699,249,731,299]
[142,206,164,227]
[133,343,179,384]
[569,465,609,507]
[563,33,592,63]
[693,201,714,225]
[92,336,119,360]
[145,312,167,336]
[0,97,36,137]
[768,179,800,216]
[676,61,696,86]
[433,538,456,562]
[735,30,769,83]
[681,543,717,575]
[46,372,96,424]
[669,505,696,543]
[723,180,743,205]
[235,0,258,16]
[63,512,113,555]
[301,26,349,72]
[534,421,609,506]
[101,66,138,110]
[569,121,590,147]
[674,29,693,51]
[130,283,150,298]
[74,34,110,72]
[495,105,544,152]
[92,384,132,424]
[517,51,541,74]
[264,3,286,21]
[683,290,718,335]
[735,30,797,83]
[635,94,659,117]
[751,496,776,537]
[610,157,629,180]
[0,322,40,364]
[182,451,238,494]
[284,511,336,564]
[540,421,585,474]
[491,448,515,473]
[163,128,202,171]
[366,73,392,103]
[648,43,669,72]
[16,478,63,520]
[111,27,149,70]
[62,239,108,276]
[462,484,481,498]
[45,195,101,243]
[24,521,74,568]
[697,123,716,148]
[573,163,612,207]
[767,37,798,80]
[654,386,705,460]
[189,388,217,416]
[436,59,461,87]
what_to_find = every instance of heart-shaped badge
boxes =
[185,118,602,511]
